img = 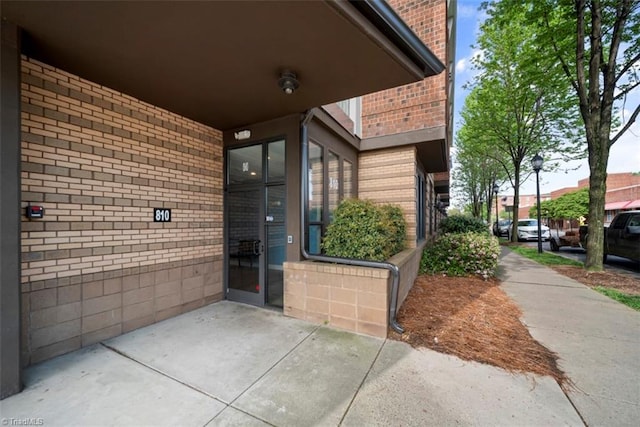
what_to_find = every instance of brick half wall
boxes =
[20,57,224,364]
[283,242,426,338]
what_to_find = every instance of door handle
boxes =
[252,240,265,256]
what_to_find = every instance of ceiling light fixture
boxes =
[278,70,299,95]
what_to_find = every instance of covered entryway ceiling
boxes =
[3,0,444,130]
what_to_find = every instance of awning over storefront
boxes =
[605,200,637,210]
[2,0,444,131]
[623,200,640,209]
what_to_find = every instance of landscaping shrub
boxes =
[438,214,488,235]
[379,204,407,256]
[322,199,407,261]
[420,232,500,278]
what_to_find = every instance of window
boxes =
[328,151,339,222]
[228,145,262,185]
[611,214,628,229]
[344,160,353,200]
[416,174,426,240]
[606,211,613,223]
[336,97,362,136]
[306,141,355,254]
[267,140,285,182]
[308,142,323,254]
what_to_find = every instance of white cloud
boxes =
[457,3,477,19]
[454,49,484,77]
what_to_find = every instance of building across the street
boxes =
[495,172,640,226]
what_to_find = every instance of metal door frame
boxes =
[224,139,286,307]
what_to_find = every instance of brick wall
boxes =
[578,173,640,191]
[284,261,390,338]
[20,57,224,364]
[361,0,448,138]
[283,240,426,338]
[607,186,640,204]
[358,146,418,247]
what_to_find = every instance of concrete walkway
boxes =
[1,249,638,426]
[498,248,640,426]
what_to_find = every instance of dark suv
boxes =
[581,210,640,263]
[605,211,640,263]
[493,219,512,237]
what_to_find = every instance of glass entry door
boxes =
[227,187,264,306]
[226,141,285,307]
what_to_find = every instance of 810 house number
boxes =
[153,208,171,222]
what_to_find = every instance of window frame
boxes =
[305,139,356,254]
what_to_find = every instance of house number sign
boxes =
[153,208,171,222]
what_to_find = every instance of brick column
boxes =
[1,21,23,399]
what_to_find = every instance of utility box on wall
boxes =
[25,205,44,219]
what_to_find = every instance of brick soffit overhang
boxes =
[360,126,449,174]
[2,0,444,131]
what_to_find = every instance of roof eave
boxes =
[349,0,446,77]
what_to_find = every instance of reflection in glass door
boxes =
[227,188,263,306]
[266,185,286,307]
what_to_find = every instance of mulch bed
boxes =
[389,275,568,387]
[549,265,640,295]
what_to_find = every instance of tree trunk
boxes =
[510,164,521,242]
[584,128,609,271]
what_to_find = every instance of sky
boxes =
[452,1,640,203]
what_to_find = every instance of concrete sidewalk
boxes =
[498,248,640,426]
[2,249,637,426]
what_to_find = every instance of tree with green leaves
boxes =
[452,131,505,223]
[486,0,640,269]
[460,5,585,241]
[529,188,589,228]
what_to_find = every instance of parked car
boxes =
[548,229,583,251]
[580,211,640,263]
[493,219,512,237]
[516,219,550,242]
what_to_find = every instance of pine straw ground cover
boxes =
[389,274,568,386]
[390,267,639,388]
[549,265,639,296]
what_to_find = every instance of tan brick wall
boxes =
[283,242,426,338]
[362,0,448,138]
[284,262,390,338]
[20,57,224,364]
[396,240,427,308]
[358,146,418,247]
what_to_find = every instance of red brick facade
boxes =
[509,173,640,221]
[362,0,448,138]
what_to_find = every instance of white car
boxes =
[516,219,550,242]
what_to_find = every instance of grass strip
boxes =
[594,287,640,311]
[509,245,583,267]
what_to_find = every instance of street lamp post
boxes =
[479,195,484,221]
[493,183,499,236]
[531,154,544,253]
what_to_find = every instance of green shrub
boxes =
[420,232,500,278]
[438,214,488,235]
[379,204,407,256]
[322,199,407,261]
